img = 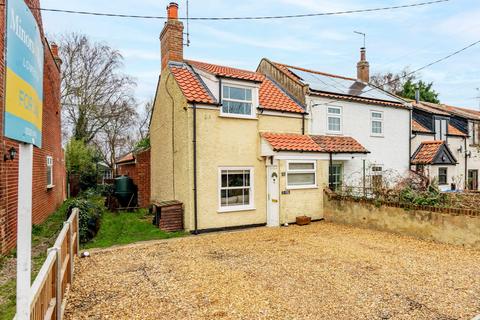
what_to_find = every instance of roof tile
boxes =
[448,124,467,137]
[169,65,216,105]
[412,120,432,133]
[186,60,264,82]
[310,135,369,153]
[262,133,322,152]
[259,78,304,113]
[411,141,443,165]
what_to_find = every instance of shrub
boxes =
[65,190,106,243]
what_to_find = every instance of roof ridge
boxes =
[272,61,356,81]
[185,59,260,76]
[422,140,443,144]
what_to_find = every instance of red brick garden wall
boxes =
[117,149,151,208]
[0,0,66,254]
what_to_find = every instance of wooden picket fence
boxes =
[27,208,80,320]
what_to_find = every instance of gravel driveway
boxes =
[65,222,480,320]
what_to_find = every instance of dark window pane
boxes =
[227,170,244,187]
[221,190,227,206]
[221,172,228,188]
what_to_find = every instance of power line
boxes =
[0,0,450,21]
[315,39,480,106]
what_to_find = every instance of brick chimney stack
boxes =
[50,42,63,67]
[160,2,184,71]
[356,47,369,83]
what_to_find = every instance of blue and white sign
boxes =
[5,0,44,147]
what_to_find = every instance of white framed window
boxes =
[329,163,342,191]
[434,118,448,141]
[371,111,384,136]
[286,161,317,189]
[326,106,342,134]
[218,167,254,212]
[46,156,54,188]
[221,84,254,118]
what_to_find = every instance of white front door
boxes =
[267,165,280,227]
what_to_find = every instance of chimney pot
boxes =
[50,42,59,57]
[167,2,179,20]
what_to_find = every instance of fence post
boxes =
[54,241,62,320]
[46,246,60,320]
[65,221,74,284]
[75,209,80,257]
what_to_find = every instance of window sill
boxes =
[46,184,55,190]
[218,206,255,213]
[286,185,318,190]
[219,114,257,120]
[370,134,384,138]
[326,131,342,135]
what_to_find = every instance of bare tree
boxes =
[370,67,417,95]
[58,33,136,142]
[94,100,138,174]
[136,99,153,141]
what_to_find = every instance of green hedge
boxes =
[65,190,106,243]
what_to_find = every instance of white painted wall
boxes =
[307,96,411,187]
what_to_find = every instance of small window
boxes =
[287,161,317,189]
[327,106,342,133]
[371,166,383,190]
[221,85,253,117]
[371,111,383,136]
[438,167,448,185]
[329,163,342,191]
[219,168,254,211]
[46,156,54,188]
[434,118,448,141]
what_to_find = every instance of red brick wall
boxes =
[0,0,65,254]
[117,149,151,208]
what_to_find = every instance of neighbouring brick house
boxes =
[116,148,151,208]
[0,0,65,254]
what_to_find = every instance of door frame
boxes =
[468,169,479,190]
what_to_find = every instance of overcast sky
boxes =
[41,0,480,109]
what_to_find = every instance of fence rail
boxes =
[18,208,80,320]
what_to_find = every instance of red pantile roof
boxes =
[116,153,135,164]
[170,65,216,105]
[448,124,467,137]
[310,135,369,153]
[262,133,322,152]
[262,133,369,153]
[186,60,264,82]
[171,60,304,113]
[411,141,444,165]
[259,78,304,113]
[412,120,432,133]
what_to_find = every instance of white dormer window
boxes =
[221,84,254,117]
[327,106,342,134]
[434,118,448,141]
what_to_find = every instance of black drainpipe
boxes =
[328,153,333,190]
[464,137,468,190]
[409,109,412,169]
[302,113,305,135]
[193,103,199,234]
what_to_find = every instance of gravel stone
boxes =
[65,222,480,319]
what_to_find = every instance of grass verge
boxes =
[82,209,186,249]
[0,202,68,320]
